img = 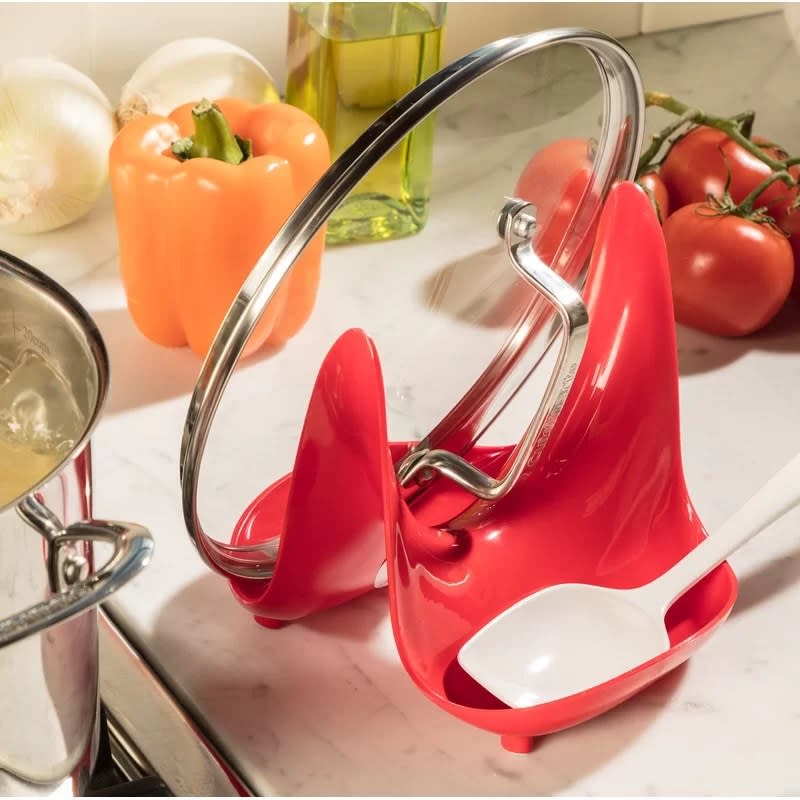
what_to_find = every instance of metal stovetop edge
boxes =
[98,608,253,797]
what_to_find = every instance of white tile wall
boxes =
[0,2,788,103]
[85,3,288,99]
[641,2,783,34]
[0,4,93,74]
[443,3,641,63]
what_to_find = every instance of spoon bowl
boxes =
[458,449,800,709]
[459,583,671,708]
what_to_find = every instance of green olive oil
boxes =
[286,3,444,244]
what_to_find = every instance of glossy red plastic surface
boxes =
[386,182,737,738]
[229,327,394,620]
[227,181,738,743]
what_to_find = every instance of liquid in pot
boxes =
[0,349,81,507]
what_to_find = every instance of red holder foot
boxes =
[254,616,287,630]
[501,734,537,755]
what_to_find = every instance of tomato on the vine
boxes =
[514,138,594,267]
[662,203,794,337]
[636,171,670,220]
[660,126,799,215]
[773,205,800,300]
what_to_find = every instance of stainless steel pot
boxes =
[0,250,153,796]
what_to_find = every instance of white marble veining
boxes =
[25,10,800,795]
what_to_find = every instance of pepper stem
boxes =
[171,99,251,165]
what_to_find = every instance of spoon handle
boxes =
[646,450,800,615]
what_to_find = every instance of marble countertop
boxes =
[10,10,800,796]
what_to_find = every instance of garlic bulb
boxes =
[117,38,280,126]
[0,58,117,234]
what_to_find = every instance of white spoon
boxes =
[458,451,800,709]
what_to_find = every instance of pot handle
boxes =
[0,497,154,647]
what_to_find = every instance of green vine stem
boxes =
[736,169,795,216]
[637,91,800,178]
[706,169,795,226]
[636,107,700,176]
[732,110,756,139]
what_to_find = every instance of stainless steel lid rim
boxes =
[180,27,645,579]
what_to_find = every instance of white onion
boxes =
[0,57,117,235]
[117,37,280,126]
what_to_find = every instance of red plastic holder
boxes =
[178,29,736,752]
[224,184,737,749]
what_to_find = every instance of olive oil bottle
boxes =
[286,2,445,244]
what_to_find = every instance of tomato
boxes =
[636,172,670,220]
[773,205,800,300]
[662,203,794,337]
[514,138,595,270]
[660,127,798,215]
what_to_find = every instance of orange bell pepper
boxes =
[109,97,330,358]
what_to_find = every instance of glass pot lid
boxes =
[180,27,645,578]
